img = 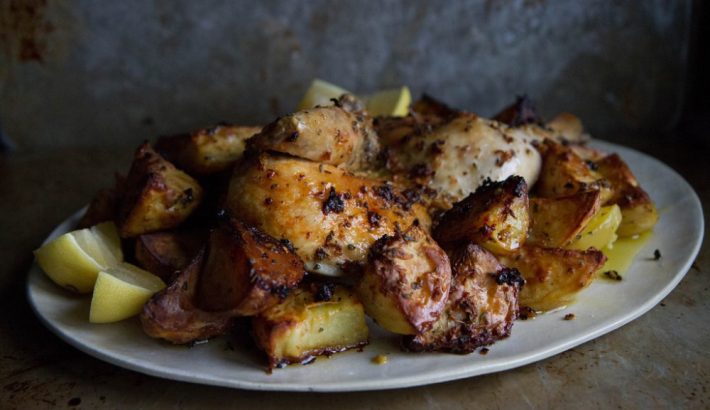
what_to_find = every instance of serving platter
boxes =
[26,140,704,392]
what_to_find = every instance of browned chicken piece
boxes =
[77,174,125,228]
[225,152,431,276]
[140,250,234,344]
[493,95,542,127]
[252,283,369,370]
[404,243,522,353]
[594,154,658,237]
[499,246,606,312]
[433,176,530,255]
[248,94,380,171]
[410,94,460,118]
[533,140,611,202]
[156,124,262,175]
[527,190,602,248]
[197,215,305,316]
[117,143,204,237]
[373,95,457,148]
[357,224,451,335]
[134,228,207,281]
[383,113,541,206]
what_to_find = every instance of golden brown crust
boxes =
[140,250,234,344]
[117,143,204,237]
[499,246,606,312]
[196,215,305,316]
[357,224,451,334]
[248,95,380,171]
[433,175,530,254]
[404,243,521,353]
[252,284,369,369]
[156,125,262,175]
[527,190,602,248]
[225,152,431,276]
[493,95,541,127]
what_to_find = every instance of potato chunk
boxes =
[140,251,234,344]
[196,215,305,316]
[134,229,207,281]
[356,224,451,335]
[499,246,606,311]
[527,190,602,248]
[117,143,204,237]
[405,244,522,353]
[156,124,261,175]
[252,283,369,369]
[594,154,658,237]
[534,140,611,201]
[433,175,529,254]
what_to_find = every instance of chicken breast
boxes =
[225,153,431,276]
[383,113,541,206]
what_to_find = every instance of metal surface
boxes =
[0,0,691,150]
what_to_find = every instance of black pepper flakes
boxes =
[286,131,299,142]
[603,270,622,281]
[653,249,662,260]
[322,187,345,214]
[494,268,525,288]
[563,313,576,321]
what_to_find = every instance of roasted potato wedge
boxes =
[356,224,451,335]
[196,215,305,316]
[493,95,541,127]
[156,124,261,175]
[134,229,207,281]
[433,175,529,254]
[140,250,234,344]
[252,283,368,369]
[117,143,204,238]
[595,154,658,237]
[78,175,125,228]
[534,140,611,201]
[546,112,589,144]
[248,94,380,171]
[499,246,606,311]
[405,243,522,353]
[226,152,431,276]
[527,190,602,248]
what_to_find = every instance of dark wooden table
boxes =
[1,140,707,409]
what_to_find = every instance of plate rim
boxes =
[26,140,705,392]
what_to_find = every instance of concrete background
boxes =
[0,0,692,151]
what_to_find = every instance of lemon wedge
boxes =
[34,222,123,293]
[298,79,351,110]
[568,205,622,251]
[89,263,165,323]
[365,86,411,117]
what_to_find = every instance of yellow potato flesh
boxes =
[89,263,165,323]
[568,205,622,251]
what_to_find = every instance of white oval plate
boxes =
[27,141,704,392]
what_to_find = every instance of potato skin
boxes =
[117,143,204,237]
[140,250,234,344]
[134,229,207,281]
[357,224,451,335]
[197,215,305,316]
[527,190,602,248]
[594,154,658,237]
[225,152,431,276]
[156,125,262,175]
[433,175,530,254]
[499,246,606,312]
[404,243,522,353]
[252,283,368,370]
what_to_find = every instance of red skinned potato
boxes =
[356,224,451,335]
[196,215,305,316]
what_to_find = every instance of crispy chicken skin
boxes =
[404,243,522,353]
[197,215,305,316]
[248,94,380,171]
[382,113,541,206]
[140,250,234,344]
[357,224,451,335]
[225,152,431,276]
